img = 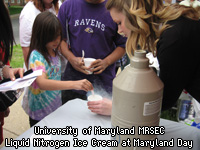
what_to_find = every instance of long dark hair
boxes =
[0,1,14,65]
[27,11,63,65]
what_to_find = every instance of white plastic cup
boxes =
[84,58,96,74]
[88,94,103,101]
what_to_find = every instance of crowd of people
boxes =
[1,0,200,145]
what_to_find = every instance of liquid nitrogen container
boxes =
[111,50,164,150]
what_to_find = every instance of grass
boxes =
[8,6,24,67]
[8,5,23,15]
[10,44,24,68]
[161,109,178,122]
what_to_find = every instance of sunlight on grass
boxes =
[10,44,24,68]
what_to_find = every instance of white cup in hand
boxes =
[84,58,96,74]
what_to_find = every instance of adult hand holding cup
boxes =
[84,58,96,74]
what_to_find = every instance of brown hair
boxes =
[27,11,63,65]
[32,0,59,14]
[106,0,200,57]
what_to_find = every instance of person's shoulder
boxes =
[167,16,199,26]
[60,0,80,13]
[178,16,200,25]
[30,50,46,63]
[30,50,37,55]
[165,16,200,40]
[59,0,71,10]
[20,1,40,18]
[61,0,77,6]
[21,1,35,11]
[161,17,184,39]
[31,50,43,57]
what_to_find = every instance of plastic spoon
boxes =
[91,90,95,96]
[82,50,85,62]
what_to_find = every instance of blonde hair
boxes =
[106,0,200,57]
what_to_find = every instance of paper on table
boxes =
[0,69,42,92]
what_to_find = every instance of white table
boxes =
[2,99,200,150]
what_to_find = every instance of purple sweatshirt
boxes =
[58,0,126,94]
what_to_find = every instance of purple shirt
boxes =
[58,0,126,94]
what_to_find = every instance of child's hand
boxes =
[75,79,93,91]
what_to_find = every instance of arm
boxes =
[35,72,93,92]
[57,4,89,73]
[19,12,32,69]
[29,49,93,91]
[22,47,29,69]
[60,41,89,74]
[91,46,126,74]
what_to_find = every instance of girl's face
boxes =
[46,36,61,53]
[110,8,131,37]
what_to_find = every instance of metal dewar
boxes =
[111,50,164,150]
